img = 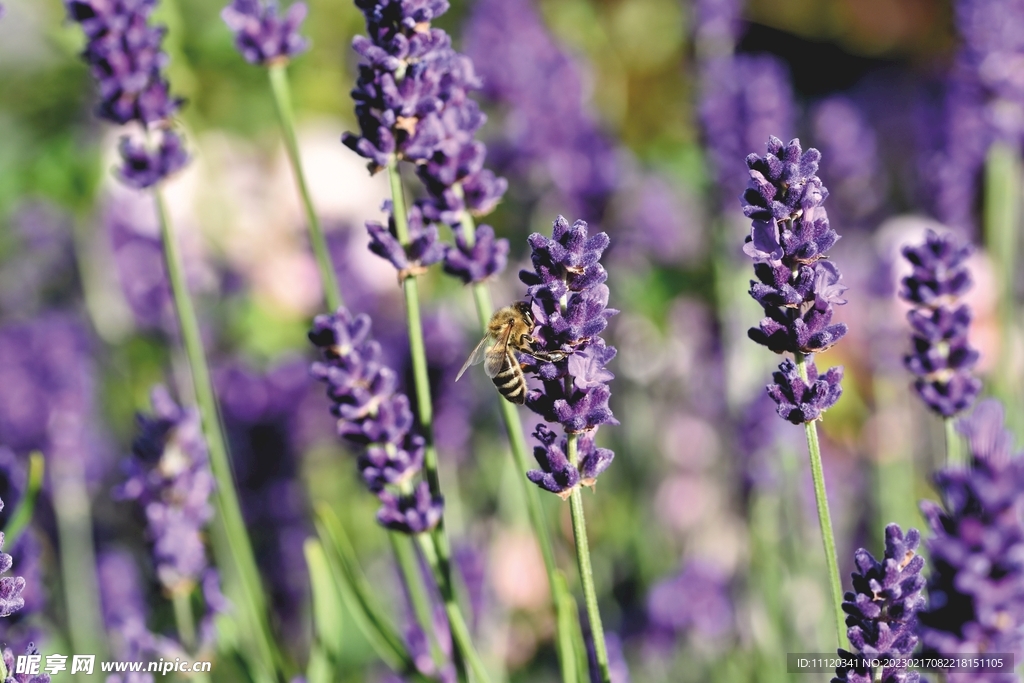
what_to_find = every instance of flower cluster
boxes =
[918,400,1024,681]
[833,524,926,683]
[221,0,309,66]
[742,136,847,423]
[118,386,215,593]
[343,0,508,284]
[898,229,981,417]
[0,498,24,620]
[519,217,617,497]
[309,306,442,533]
[646,560,733,641]
[64,0,188,188]
[2,644,49,683]
[366,201,444,281]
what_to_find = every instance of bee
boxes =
[456,301,559,405]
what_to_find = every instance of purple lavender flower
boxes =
[918,400,1024,681]
[518,217,617,495]
[342,0,507,226]
[116,128,189,190]
[2,644,50,683]
[464,0,618,222]
[442,224,508,285]
[221,0,309,66]
[832,524,925,683]
[366,201,445,280]
[309,306,442,533]
[898,229,981,417]
[0,501,24,620]
[118,386,215,592]
[766,358,843,425]
[64,0,189,187]
[742,137,847,423]
[646,560,733,640]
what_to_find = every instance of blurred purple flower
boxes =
[309,307,442,533]
[464,0,618,222]
[442,224,508,285]
[0,501,24,620]
[106,193,172,330]
[2,644,50,683]
[118,386,215,592]
[833,524,925,683]
[918,399,1024,681]
[221,0,309,66]
[116,129,189,190]
[700,55,796,210]
[810,97,887,227]
[0,203,78,317]
[646,560,732,640]
[216,359,311,634]
[899,229,981,417]
[519,217,618,495]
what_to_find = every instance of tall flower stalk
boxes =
[741,136,848,646]
[221,0,343,310]
[63,1,279,678]
[517,216,618,682]
[898,229,980,465]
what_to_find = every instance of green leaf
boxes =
[304,539,344,664]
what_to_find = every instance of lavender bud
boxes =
[2,644,50,683]
[221,0,310,66]
[832,524,925,683]
[366,201,445,278]
[117,129,189,190]
[765,357,843,425]
[898,229,981,417]
[442,224,509,285]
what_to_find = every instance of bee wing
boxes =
[456,334,492,381]
[484,324,515,378]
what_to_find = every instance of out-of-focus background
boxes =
[0,0,1017,680]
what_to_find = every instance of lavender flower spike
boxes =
[899,229,981,417]
[118,386,215,593]
[309,306,442,532]
[519,216,618,496]
[64,0,189,187]
[918,399,1024,681]
[2,644,50,683]
[222,0,310,66]
[0,498,25,620]
[833,524,926,683]
[742,136,847,423]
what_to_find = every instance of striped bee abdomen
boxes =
[491,352,527,405]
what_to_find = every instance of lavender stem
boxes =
[567,433,610,683]
[172,589,197,651]
[153,189,280,679]
[390,533,446,671]
[3,452,44,550]
[267,62,343,310]
[386,162,483,683]
[944,417,963,467]
[794,352,846,647]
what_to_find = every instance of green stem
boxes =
[4,452,44,549]
[154,189,281,680]
[418,534,493,683]
[386,162,470,680]
[172,588,197,651]
[268,63,343,311]
[794,353,846,648]
[390,533,446,671]
[944,417,963,468]
[567,434,610,683]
